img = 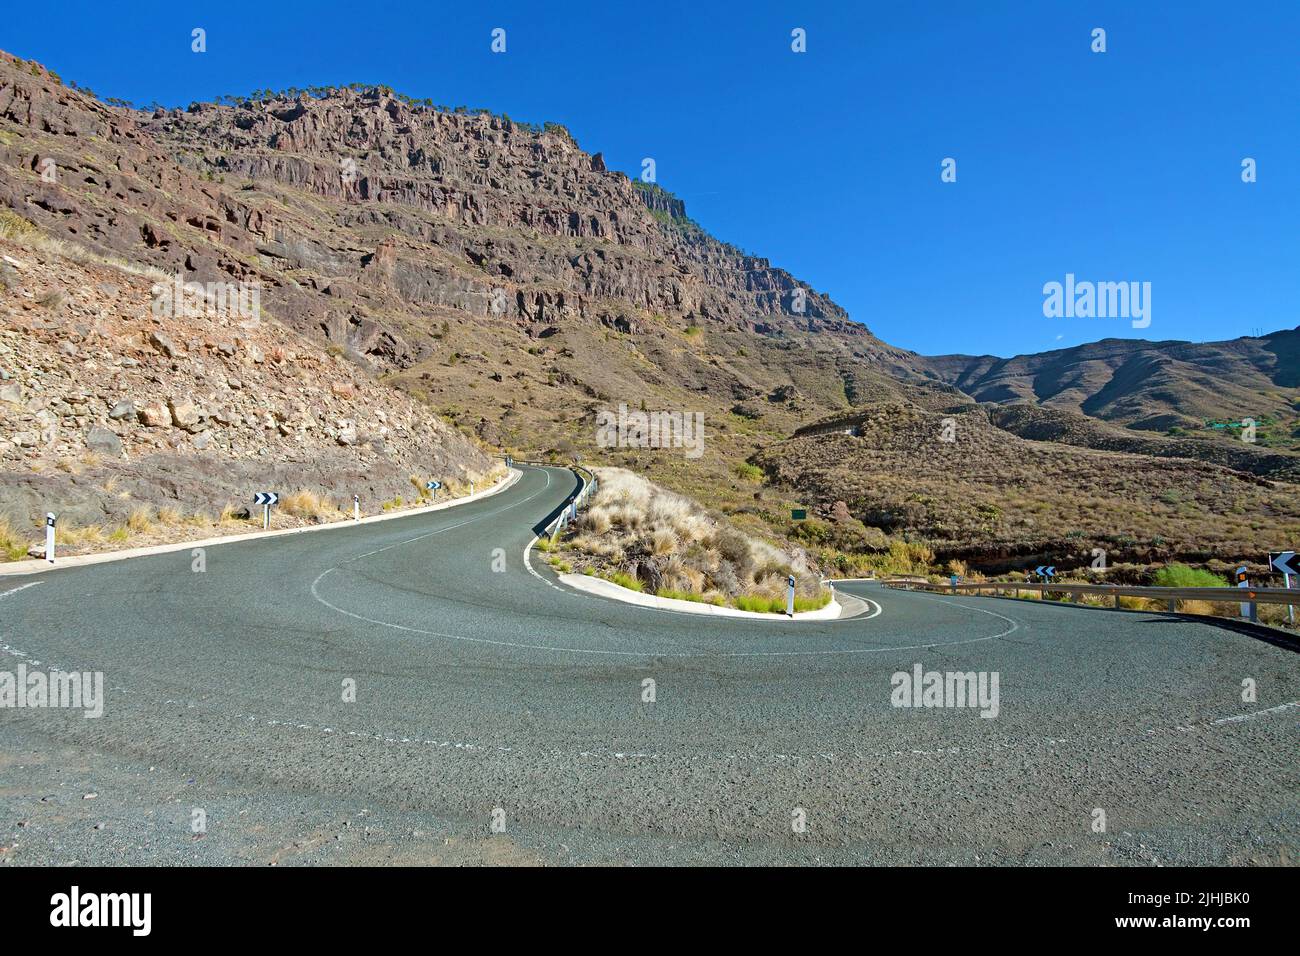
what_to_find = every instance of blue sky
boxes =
[4,1,1297,357]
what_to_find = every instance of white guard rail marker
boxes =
[45,512,55,564]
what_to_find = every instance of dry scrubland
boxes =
[548,467,830,612]
[753,403,1300,579]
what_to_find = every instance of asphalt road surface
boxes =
[1,465,1297,866]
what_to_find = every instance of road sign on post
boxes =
[44,512,55,564]
[1269,551,1297,623]
[786,574,796,618]
[253,492,279,529]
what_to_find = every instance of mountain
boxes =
[0,49,1296,570]
[911,331,1300,436]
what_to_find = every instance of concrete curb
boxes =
[556,571,844,621]
[0,469,522,578]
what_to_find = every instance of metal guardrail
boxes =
[507,457,597,540]
[884,578,1297,619]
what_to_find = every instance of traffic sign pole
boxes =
[1269,551,1297,624]
[253,492,279,529]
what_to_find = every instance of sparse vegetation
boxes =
[558,467,827,610]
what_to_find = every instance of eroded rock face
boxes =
[0,50,882,385]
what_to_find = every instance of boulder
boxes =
[167,398,201,430]
[85,425,122,456]
[137,403,170,427]
[149,331,179,358]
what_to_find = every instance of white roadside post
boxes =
[786,574,796,618]
[469,481,475,496]
[353,495,360,521]
[1236,566,1256,622]
[44,512,55,564]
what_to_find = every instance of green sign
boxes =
[791,509,807,520]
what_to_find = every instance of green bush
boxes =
[734,594,785,614]
[606,571,643,592]
[1152,563,1227,588]
[656,588,705,603]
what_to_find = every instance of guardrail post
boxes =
[1167,598,1176,613]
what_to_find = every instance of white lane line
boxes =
[1210,700,1300,725]
[311,580,1012,659]
[0,581,41,601]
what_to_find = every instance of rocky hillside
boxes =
[755,403,1300,573]
[0,222,496,553]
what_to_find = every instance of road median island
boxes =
[555,569,869,620]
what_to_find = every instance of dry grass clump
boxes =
[563,467,824,610]
[280,489,338,521]
[0,517,32,561]
[126,507,155,533]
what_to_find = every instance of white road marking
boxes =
[1210,700,1300,725]
[0,581,41,601]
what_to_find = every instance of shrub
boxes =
[605,570,642,592]
[1152,564,1227,589]
[0,518,31,561]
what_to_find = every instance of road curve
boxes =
[1,464,1297,866]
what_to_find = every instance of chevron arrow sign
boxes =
[1035,565,1056,578]
[1270,551,1298,577]
[253,492,279,506]
[426,480,442,491]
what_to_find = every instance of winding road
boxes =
[1,465,1297,865]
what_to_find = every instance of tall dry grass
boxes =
[565,467,824,609]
